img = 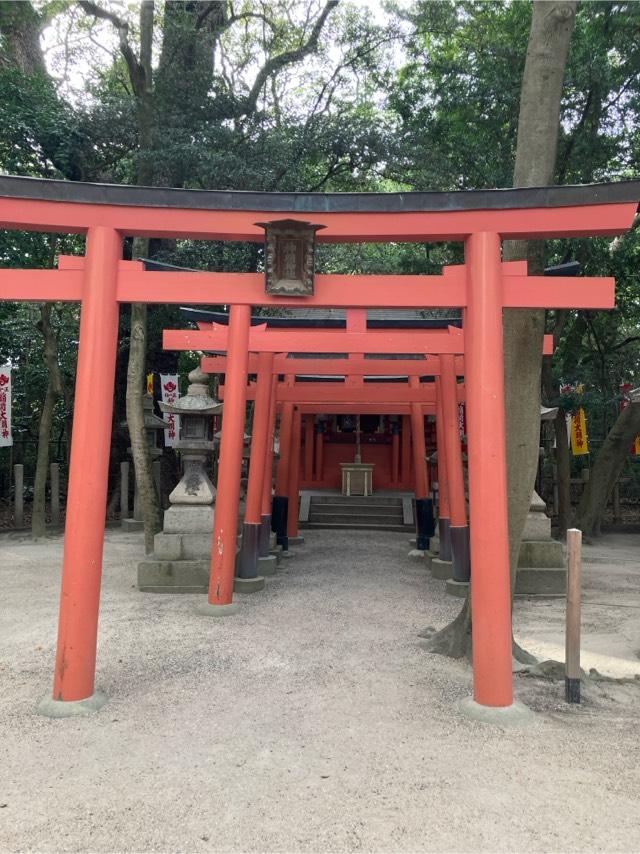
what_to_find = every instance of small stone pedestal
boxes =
[445,578,469,597]
[515,491,565,595]
[431,558,453,580]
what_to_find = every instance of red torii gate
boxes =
[0,174,636,721]
[190,324,552,586]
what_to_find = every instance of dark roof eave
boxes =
[0,174,638,213]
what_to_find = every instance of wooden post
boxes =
[120,461,130,519]
[50,462,61,526]
[14,463,24,528]
[565,527,582,704]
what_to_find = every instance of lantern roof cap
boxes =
[160,367,222,415]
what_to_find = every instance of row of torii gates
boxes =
[0,175,638,718]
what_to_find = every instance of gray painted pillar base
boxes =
[236,522,260,579]
[233,576,265,594]
[196,602,239,617]
[258,514,272,557]
[258,554,278,576]
[458,697,534,726]
[446,578,469,598]
[438,517,452,562]
[37,691,107,718]
[431,557,453,580]
[288,534,305,546]
[450,524,471,583]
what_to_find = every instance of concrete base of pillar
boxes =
[234,576,265,594]
[196,602,239,617]
[446,578,469,598]
[138,558,209,593]
[407,548,426,559]
[287,534,305,546]
[458,697,534,726]
[121,518,144,532]
[37,691,107,718]
[257,554,278,576]
[431,557,453,580]
[515,566,566,596]
[518,539,564,568]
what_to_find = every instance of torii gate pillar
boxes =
[198,304,251,617]
[38,227,122,716]
[435,378,452,561]
[464,232,513,710]
[440,354,470,586]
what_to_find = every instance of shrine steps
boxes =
[300,492,414,533]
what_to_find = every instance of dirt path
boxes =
[1,529,639,852]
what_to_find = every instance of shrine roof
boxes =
[178,305,461,329]
[1,174,639,213]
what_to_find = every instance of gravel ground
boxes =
[1,528,640,853]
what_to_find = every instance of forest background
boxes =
[0,0,639,547]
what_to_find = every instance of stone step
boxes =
[302,521,413,533]
[310,495,405,507]
[309,511,405,526]
[310,503,404,517]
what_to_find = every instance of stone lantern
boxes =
[137,367,222,594]
[161,367,222,505]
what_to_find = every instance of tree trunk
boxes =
[423,1,577,660]
[575,402,640,537]
[31,380,56,539]
[32,303,64,539]
[126,299,161,553]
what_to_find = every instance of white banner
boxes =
[160,374,180,447]
[0,366,12,447]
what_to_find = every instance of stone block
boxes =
[446,579,469,598]
[258,555,278,576]
[163,505,214,534]
[233,576,265,594]
[121,518,144,532]
[431,558,453,580]
[153,532,182,561]
[522,511,552,541]
[518,539,564,568]
[137,558,209,593]
[515,566,566,596]
[522,490,552,540]
[181,533,214,560]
